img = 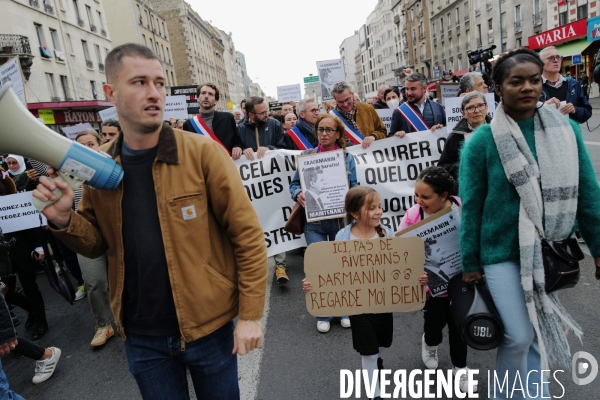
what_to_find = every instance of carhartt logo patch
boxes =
[181,205,197,220]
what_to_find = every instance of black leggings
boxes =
[13,335,45,360]
[423,296,468,368]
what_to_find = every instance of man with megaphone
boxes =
[33,43,268,399]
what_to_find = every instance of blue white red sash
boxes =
[329,109,364,145]
[397,103,430,132]
[286,125,313,150]
[189,115,231,156]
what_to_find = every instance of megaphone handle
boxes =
[32,170,85,212]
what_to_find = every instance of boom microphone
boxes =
[0,83,123,210]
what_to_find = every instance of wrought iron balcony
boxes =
[486,1,492,9]
[475,8,481,16]
[534,12,542,26]
[77,18,85,28]
[98,62,105,72]
[29,0,39,8]
[476,38,482,47]
[44,2,54,14]
[86,59,93,68]
[465,15,470,22]
[515,21,522,32]
[0,35,34,80]
[90,24,97,33]
[101,28,107,37]
[51,96,61,102]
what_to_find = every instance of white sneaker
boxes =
[340,317,351,328]
[317,321,330,333]
[32,347,61,384]
[75,285,86,301]
[454,366,478,393]
[421,334,438,369]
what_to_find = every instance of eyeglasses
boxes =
[5,161,18,166]
[336,96,353,106]
[464,103,487,113]
[545,55,562,62]
[307,108,319,113]
[252,111,269,116]
[317,127,337,135]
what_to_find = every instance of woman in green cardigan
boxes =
[459,49,600,399]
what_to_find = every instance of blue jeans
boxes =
[0,359,24,400]
[304,218,348,323]
[125,321,239,400]
[485,261,550,399]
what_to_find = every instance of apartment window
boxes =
[96,11,103,28]
[94,44,101,63]
[91,80,97,99]
[161,44,165,60]
[45,73,57,99]
[49,29,61,51]
[440,18,444,32]
[73,0,80,19]
[432,22,436,37]
[559,11,568,26]
[149,38,153,50]
[144,10,149,27]
[60,75,69,100]
[170,71,174,86]
[65,33,73,54]
[455,8,460,25]
[59,0,66,10]
[447,13,451,30]
[488,19,493,30]
[34,24,47,47]
[85,5,93,25]
[81,40,90,61]
[142,34,146,45]
[515,5,522,30]
[577,4,587,20]
[516,38,522,48]
[162,22,166,36]
[464,2,469,18]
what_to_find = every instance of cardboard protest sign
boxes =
[376,109,394,134]
[98,106,117,122]
[304,237,426,317]
[444,93,496,132]
[437,83,460,106]
[163,95,188,120]
[396,206,461,297]
[277,84,302,102]
[0,57,26,105]
[0,192,47,233]
[233,150,306,257]
[316,59,345,101]
[61,123,93,140]
[346,132,449,232]
[297,150,349,222]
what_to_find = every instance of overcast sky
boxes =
[188,0,379,99]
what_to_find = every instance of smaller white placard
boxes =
[444,93,496,132]
[0,192,47,233]
[98,106,118,122]
[163,95,188,120]
[61,123,93,140]
[277,84,302,102]
[375,109,394,134]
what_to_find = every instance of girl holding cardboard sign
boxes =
[303,187,428,400]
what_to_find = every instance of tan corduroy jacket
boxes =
[355,101,387,140]
[53,125,268,342]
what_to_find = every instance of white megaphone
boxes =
[0,83,123,210]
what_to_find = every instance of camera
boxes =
[467,45,497,66]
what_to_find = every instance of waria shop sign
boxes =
[528,18,587,50]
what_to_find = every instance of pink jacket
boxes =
[397,196,462,232]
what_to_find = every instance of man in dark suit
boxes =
[183,83,243,159]
[303,168,325,217]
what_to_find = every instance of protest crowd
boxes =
[0,42,599,400]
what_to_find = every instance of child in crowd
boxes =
[303,187,428,400]
[398,166,476,393]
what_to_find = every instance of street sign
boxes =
[572,54,582,65]
[303,76,319,84]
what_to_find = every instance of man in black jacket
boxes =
[183,83,243,159]
[237,97,289,160]
[372,85,390,109]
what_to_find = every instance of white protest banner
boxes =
[0,192,47,233]
[0,57,26,105]
[376,109,394,135]
[316,59,345,101]
[397,207,461,297]
[346,131,449,232]
[233,150,306,257]
[163,95,188,120]
[444,93,496,131]
[98,106,118,122]
[61,123,93,140]
[438,83,460,106]
[297,150,349,222]
[277,84,302,102]
[304,237,426,317]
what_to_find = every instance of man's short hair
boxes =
[539,46,558,61]
[405,73,428,87]
[331,81,353,94]
[296,99,315,115]
[303,167,323,188]
[105,43,160,83]
[240,99,246,107]
[197,83,220,101]
[245,96,265,114]
[459,72,482,93]
[101,119,120,130]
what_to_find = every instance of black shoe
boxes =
[31,324,48,341]
[25,314,36,330]
[10,312,19,327]
[377,357,384,370]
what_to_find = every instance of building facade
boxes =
[236,51,251,99]
[365,0,398,97]
[396,0,433,79]
[104,0,177,93]
[219,30,246,109]
[1,0,115,131]
[339,32,360,92]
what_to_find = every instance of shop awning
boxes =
[556,39,592,57]
[427,82,437,91]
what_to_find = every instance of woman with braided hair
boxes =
[398,166,477,393]
[460,48,600,398]
[303,187,428,400]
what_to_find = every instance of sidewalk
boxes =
[589,96,600,114]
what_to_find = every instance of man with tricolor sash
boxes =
[182,83,243,160]
[329,81,387,149]
[284,99,319,151]
[389,72,446,138]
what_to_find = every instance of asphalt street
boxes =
[3,109,600,400]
